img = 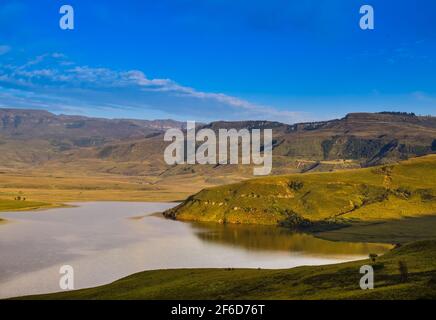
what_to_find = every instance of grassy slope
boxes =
[19,240,436,300]
[164,155,436,227]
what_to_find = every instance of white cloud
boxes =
[0,52,308,123]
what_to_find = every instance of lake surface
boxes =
[0,202,390,299]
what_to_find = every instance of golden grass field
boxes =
[0,173,204,210]
[0,164,249,212]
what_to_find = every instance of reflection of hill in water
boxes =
[191,222,392,257]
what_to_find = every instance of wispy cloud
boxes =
[0,52,308,123]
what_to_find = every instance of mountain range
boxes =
[1,108,435,177]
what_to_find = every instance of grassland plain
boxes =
[0,169,221,211]
[17,241,436,300]
[164,155,436,230]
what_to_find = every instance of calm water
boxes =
[0,202,390,298]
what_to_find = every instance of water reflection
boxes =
[191,222,391,258]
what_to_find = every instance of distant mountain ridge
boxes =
[0,108,435,175]
[0,108,185,147]
[199,112,436,166]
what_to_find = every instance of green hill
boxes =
[164,155,436,229]
[17,240,436,300]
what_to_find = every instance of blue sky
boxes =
[0,0,435,123]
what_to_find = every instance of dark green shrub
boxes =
[288,181,304,191]
[372,262,385,271]
[369,253,378,263]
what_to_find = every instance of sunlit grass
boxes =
[166,155,436,226]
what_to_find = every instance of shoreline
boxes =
[7,244,393,300]
[0,200,178,214]
[11,240,436,300]
[0,202,71,214]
